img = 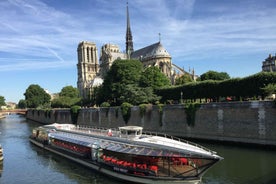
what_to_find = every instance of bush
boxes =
[185,103,200,127]
[121,102,133,124]
[156,72,276,102]
[100,102,110,107]
[139,104,148,117]
[70,105,81,124]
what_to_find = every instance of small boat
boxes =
[30,123,223,184]
[0,144,3,162]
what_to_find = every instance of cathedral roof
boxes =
[131,42,171,61]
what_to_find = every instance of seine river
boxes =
[1,115,276,184]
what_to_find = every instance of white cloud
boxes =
[0,0,275,76]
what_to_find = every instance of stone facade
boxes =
[77,41,99,98]
[262,53,276,72]
[131,42,172,79]
[99,44,127,77]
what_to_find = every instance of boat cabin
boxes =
[119,126,143,139]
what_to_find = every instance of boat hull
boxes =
[29,138,201,184]
[0,146,3,162]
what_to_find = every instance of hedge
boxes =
[156,72,276,102]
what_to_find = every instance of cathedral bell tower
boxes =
[77,41,99,99]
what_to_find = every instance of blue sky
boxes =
[1,0,276,103]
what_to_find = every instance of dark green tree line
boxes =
[156,72,276,102]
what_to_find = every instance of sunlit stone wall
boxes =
[26,101,276,146]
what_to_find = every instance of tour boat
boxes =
[29,123,223,184]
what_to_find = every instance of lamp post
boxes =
[180,91,183,104]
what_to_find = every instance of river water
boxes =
[1,115,276,184]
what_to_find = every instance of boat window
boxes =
[127,130,136,135]
[137,130,142,135]
[120,129,127,135]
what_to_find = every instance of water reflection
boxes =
[202,144,276,184]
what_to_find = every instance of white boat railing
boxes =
[70,125,119,137]
[142,130,217,155]
[68,125,216,155]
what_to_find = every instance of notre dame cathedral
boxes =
[77,4,194,99]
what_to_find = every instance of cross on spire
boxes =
[159,33,161,42]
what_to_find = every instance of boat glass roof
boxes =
[48,131,194,157]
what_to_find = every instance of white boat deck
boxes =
[136,136,212,156]
[44,124,221,159]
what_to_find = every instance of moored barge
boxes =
[30,123,223,184]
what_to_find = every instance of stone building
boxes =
[262,53,276,72]
[77,41,99,98]
[131,42,172,78]
[99,44,127,78]
[77,4,193,99]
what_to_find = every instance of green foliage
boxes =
[140,67,171,89]
[24,84,51,108]
[175,73,193,85]
[121,102,132,124]
[185,103,200,126]
[60,86,79,98]
[200,70,230,81]
[139,104,148,117]
[100,102,110,107]
[97,59,143,105]
[157,104,164,126]
[261,83,276,97]
[118,85,160,105]
[18,99,27,109]
[110,59,143,84]
[51,86,81,108]
[97,59,164,106]
[0,96,6,106]
[70,105,81,124]
[157,72,276,102]
[51,97,81,108]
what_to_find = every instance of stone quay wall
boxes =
[26,101,276,146]
[26,109,72,124]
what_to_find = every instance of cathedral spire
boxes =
[126,1,133,58]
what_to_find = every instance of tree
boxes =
[24,84,51,108]
[118,84,160,105]
[18,99,27,109]
[140,67,171,89]
[98,59,143,105]
[200,70,230,81]
[261,83,276,98]
[51,86,81,108]
[175,73,193,85]
[60,86,79,98]
[0,96,5,106]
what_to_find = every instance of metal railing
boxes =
[64,125,216,155]
[142,131,217,155]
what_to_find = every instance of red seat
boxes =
[180,158,188,165]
